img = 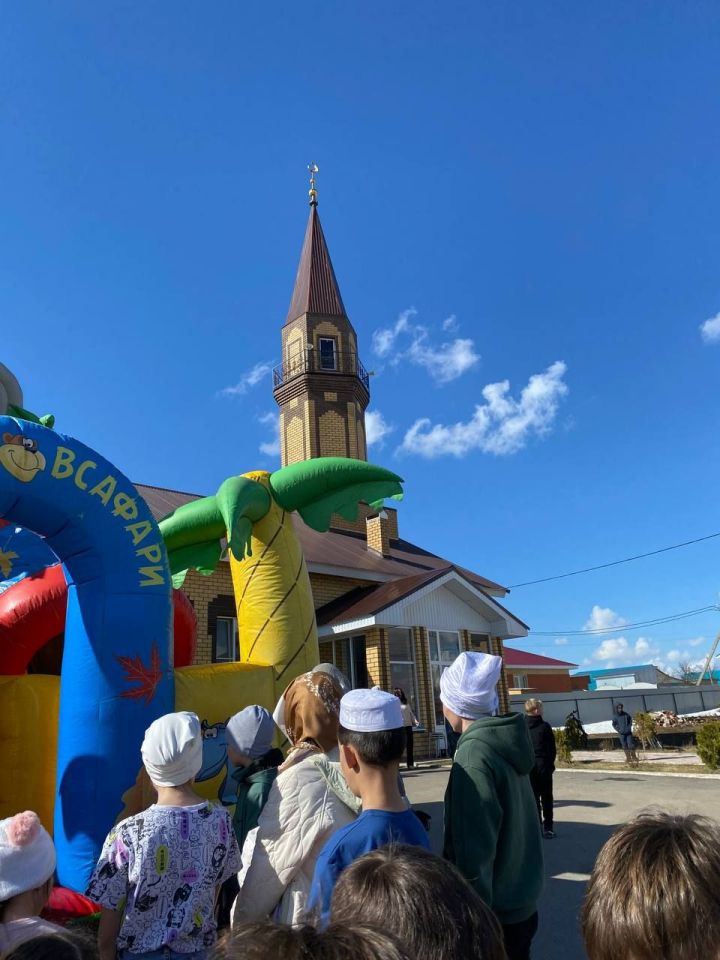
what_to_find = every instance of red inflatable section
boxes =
[43,886,100,923]
[0,565,67,674]
[0,564,197,673]
[172,587,197,668]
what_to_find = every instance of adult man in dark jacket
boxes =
[612,703,638,764]
[524,699,556,839]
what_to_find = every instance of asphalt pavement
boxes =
[402,763,720,960]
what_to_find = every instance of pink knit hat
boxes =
[0,811,56,900]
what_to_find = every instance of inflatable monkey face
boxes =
[0,432,46,483]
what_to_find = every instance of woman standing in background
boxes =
[393,688,419,769]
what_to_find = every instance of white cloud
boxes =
[372,309,416,358]
[407,336,479,384]
[700,312,720,344]
[220,361,273,398]
[442,314,459,333]
[398,361,568,458]
[688,636,705,647]
[591,635,658,667]
[583,605,628,633]
[554,637,569,646]
[258,412,280,457]
[372,309,479,384]
[365,410,394,448]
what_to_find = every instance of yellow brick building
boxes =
[137,190,528,758]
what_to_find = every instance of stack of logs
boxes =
[650,710,720,728]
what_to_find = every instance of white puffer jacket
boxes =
[232,747,359,927]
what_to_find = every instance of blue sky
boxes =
[2,2,719,674]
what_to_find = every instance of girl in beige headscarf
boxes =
[233,671,359,927]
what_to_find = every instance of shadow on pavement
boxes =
[554,800,612,809]
[534,819,617,960]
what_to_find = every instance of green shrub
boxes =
[633,712,657,750]
[564,712,588,750]
[554,729,573,765]
[696,721,720,770]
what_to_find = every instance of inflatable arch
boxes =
[0,416,174,891]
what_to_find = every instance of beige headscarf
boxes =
[281,670,342,755]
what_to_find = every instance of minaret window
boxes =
[318,337,338,371]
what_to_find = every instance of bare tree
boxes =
[677,661,695,684]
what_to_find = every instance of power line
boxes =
[509,532,720,588]
[528,605,719,637]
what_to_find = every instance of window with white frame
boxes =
[388,627,420,718]
[214,617,239,663]
[427,630,462,728]
[321,635,368,689]
[512,673,528,689]
[318,337,337,370]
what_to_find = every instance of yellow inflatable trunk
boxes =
[232,472,319,699]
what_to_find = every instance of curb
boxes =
[556,767,720,781]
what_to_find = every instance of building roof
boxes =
[502,646,577,669]
[314,565,529,637]
[572,664,654,678]
[134,482,508,595]
[286,204,347,324]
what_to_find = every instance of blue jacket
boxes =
[612,710,633,735]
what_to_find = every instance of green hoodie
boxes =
[443,713,543,925]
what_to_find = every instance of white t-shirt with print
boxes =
[87,801,240,955]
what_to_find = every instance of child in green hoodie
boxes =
[441,652,543,960]
[216,705,283,929]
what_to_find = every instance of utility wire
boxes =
[509,532,720,588]
[528,605,719,637]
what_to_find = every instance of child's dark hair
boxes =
[338,724,405,766]
[4,931,98,960]
[582,811,720,960]
[213,920,414,960]
[330,844,506,960]
[393,687,408,705]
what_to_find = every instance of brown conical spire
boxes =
[286,204,347,324]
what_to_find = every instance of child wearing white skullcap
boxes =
[0,811,63,954]
[87,711,241,958]
[307,689,431,925]
[440,652,544,957]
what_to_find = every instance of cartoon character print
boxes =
[197,719,236,804]
[166,883,192,929]
[0,433,46,484]
[211,843,227,872]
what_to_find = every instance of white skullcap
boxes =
[226,705,275,759]
[0,811,56,900]
[440,651,502,719]
[141,711,203,787]
[339,688,403,732]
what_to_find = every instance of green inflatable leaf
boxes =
[159,495,226,553]
[269,458,404,531]
[216,476,271,561]
[166,540,223,580]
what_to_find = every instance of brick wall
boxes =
[309,573,368,608]
[181,564,235,665]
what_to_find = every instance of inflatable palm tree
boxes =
[159,458,403,695]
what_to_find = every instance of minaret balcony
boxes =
[272,352,370,391]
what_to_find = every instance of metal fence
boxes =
[511,684,720,729]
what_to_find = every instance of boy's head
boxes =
[216,921,414,960]
[440,652,502,731]
[524,698,543,717]
[582,811,720,960]
[0,811,56,909]
[225,705,276,767]
[141,711,203,789]
[337,689,405,794]
[615,703,624,713]
[330,844,506,960]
